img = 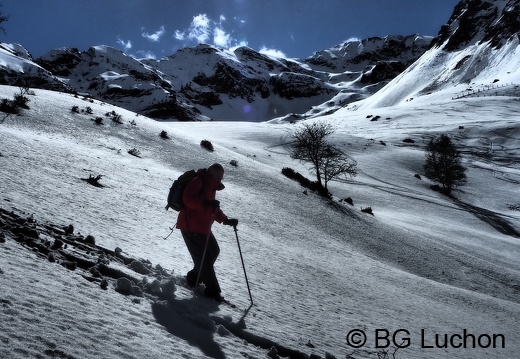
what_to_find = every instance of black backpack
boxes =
[165,170,198,211]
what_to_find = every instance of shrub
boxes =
[361,207,373,215]
[71,105,80,113]
[0,87,31,120]
[82,174,104,188]
[160,130,170,139]
[106,110,123,124]
[128,148,141,157]
[230,160,238,167]
[13,93,29,109]
[282,167,331,198]
[85,106,93,114]
[201,140,214,152]
[0,98,19,115]
[424,134,466,195]
[112,114,123,124]
[93,117,104,125]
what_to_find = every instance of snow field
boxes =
[1,85,520,358]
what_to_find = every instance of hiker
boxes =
[176,163,238,302]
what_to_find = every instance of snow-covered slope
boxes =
[355,0,520,110]
[0,43,72,92]
[1,82,519,358]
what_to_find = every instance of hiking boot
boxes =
[204,289,225,303]
[185,270,200,288]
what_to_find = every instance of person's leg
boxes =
[181,230,204,287]
[200,233,221,297]
[181,231,221,296]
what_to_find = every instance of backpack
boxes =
[165,170,198,211]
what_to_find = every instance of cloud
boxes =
[174,13,287,58]
[142,26,165,42]
[213,27,231,48]
[136,50,157,60]
[187,14,211,43]
[175,13,235,48]
[259,46,286,58]
[174,30,185,41]
[117,38,132,51]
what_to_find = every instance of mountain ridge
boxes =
[1,0,519,121]
[353,0,520,110]
[1,34,432,121]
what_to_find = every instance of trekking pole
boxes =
[162,225,175,240]
[195,230,211,293]
[195,212,214,292]
[233,225,253,305]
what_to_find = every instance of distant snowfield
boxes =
[1,84,519,359]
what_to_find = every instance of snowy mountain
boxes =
[2,1,520,358]
[0,43,72,93]
[1,34,431,122]
[355,0,520,109]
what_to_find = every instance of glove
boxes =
[224,218,238,227]
[203,200,220,209]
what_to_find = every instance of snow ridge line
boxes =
[0,207,319,359]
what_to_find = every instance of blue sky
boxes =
[2,0,460,59]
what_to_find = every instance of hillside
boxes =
[1,0,520,358]
[1,78,519,358]
[355,0,520,109]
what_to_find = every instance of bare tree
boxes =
[290,122,357,190]
[424,134,467,195]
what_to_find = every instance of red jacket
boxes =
[176,169,228,234]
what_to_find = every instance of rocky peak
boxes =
[430,0,520,51]
[304,34,432,71]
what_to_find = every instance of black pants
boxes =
[181,230,221,295]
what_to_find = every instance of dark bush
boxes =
[71,105,80,113]
[82,174,104,188]
[361,207,373,215]
[13,94,30,109]
[112,114,123,124]
[0,98,19,115]
[201,140,214,152]
[128,148,141,157]
[430,184,442,192]
[281,167,331,198]
[160,130,170,139]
